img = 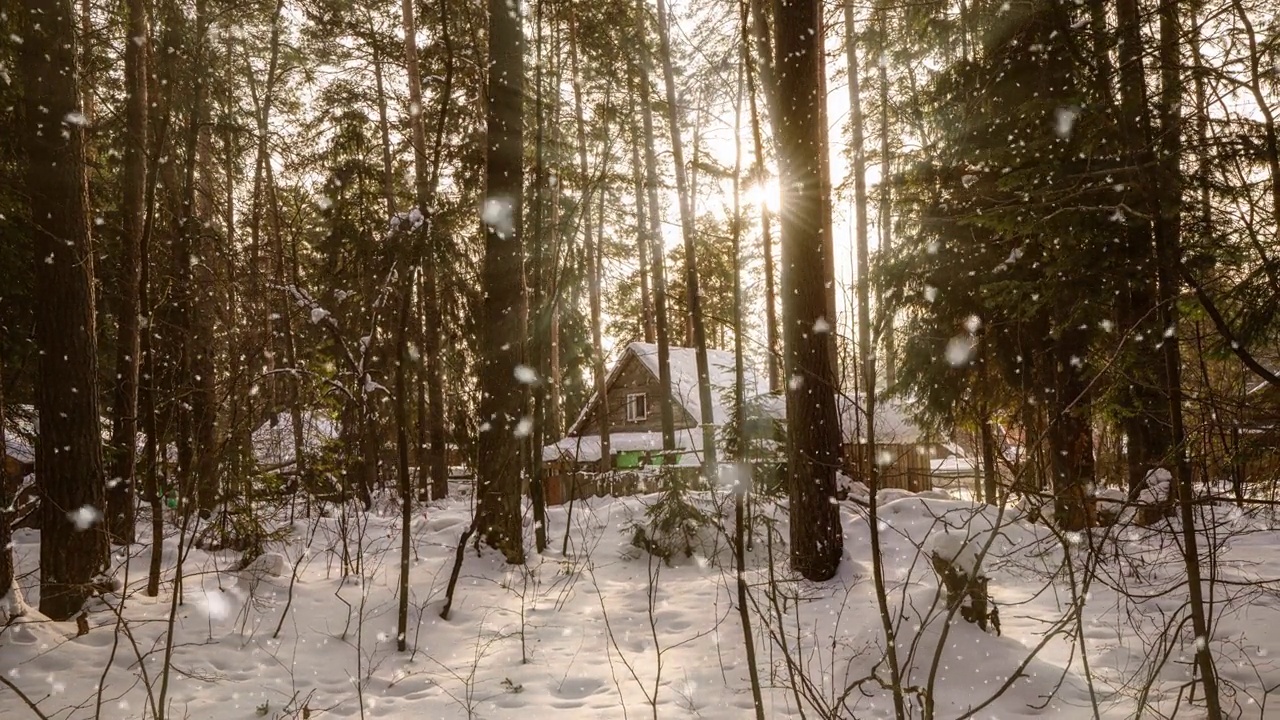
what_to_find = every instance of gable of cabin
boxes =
[573,350,696,436]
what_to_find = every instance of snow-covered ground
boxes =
[3,485,1279,718]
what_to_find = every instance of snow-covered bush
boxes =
[925,529,1000,634]
[627,470,723,565]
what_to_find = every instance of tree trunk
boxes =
[20,0,110,619]
[528,0,550,551]
[1049,328,1095,531]
[547,49,564,444]
[395,0,422,652]
[373,44,398,218]
[246,0,284,411]
[655,0,718,478]
[877,7,895,388]
[813,13,839,343]
[1114,0,1171,497]
[635,0,677,451]
[730,8,764,713]
[629,89,656,344]
[776,0,842,581]
[0,356,13,604]
[845,0,873,428]
[747,0,784,391]
[401,0,450,503]
[477,0,526,563]
[845,6,906,710]
[744,56,780,392]
[980,417,998,505]
[571,15,610,468]
[173,0,218,515]
[107,0,148,544]
[1156,0,1222,712]
[140,25,167,597]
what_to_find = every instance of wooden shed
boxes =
[838,394,940,492]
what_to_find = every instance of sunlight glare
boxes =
[745,177,781,214]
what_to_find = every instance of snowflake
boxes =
[67,505,102,530]
[514,365,539,384]
[481,196,515,238]
[514,417,533,438]
[204,590,230,621]
[1054,106,1079,139]
[946,335,975,367]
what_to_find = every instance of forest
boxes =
[3,0,1280,716]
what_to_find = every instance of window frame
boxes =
[625,392,648,422]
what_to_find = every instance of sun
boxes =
[744,176,781,214]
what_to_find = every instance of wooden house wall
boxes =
[575,355,694,436]
[843,442,933,492]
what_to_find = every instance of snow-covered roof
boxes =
[837,394,923,445]
[252,411,341,466]
[628,342,774,427]
[542,428,705,464]
[3,406,35,464]
[931,455,977,477]
[1249,375,1280,396]
[567,342,779,436]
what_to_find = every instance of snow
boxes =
[542,428,705,463]
[3,405,146,466]
[1137,467,1172,506]
[251,410,340,466]
[482,196,515,237]
[3,407,35,464]
[3,488,1280,718]
[922,528,981,577]
[513,364,538,385]
[1054,105,1079,138]
[513,416,533,438]
[931,454,977,477]
[945,333,976,366]
[66,505,102,530]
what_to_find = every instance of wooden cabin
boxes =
[1234,377,1280,485]
[838,394,922,490]
[541,344,979,501]
[837,395,980,492]
[3,408,36,481]
[541,342,782,503]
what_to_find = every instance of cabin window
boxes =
[625,392,648,422]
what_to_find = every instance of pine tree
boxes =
[20,0,110,620]
[476,0,527,563]
[106,0,149,544]
[887,1,1112,529]
[775,0,842,581]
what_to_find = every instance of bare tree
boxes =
[654,0,718,478]
[634,0,677,452]
[571,12,610,469]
